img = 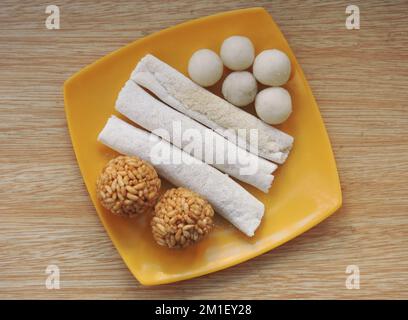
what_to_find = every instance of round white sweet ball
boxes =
[253,49,291,86]
[220,36,255,71]
[188,49,223,87]
[222,71,258,107]
[255,87,292,125]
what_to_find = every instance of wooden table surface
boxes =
[0,0,407,299]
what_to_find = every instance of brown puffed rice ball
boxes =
[96,155,161,217]
[152,187,214,249]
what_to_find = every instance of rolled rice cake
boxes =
[131,54,294,164]
[98,116,264,237]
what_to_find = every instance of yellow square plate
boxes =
[64,7,342,285]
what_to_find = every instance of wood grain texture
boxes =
[0,0,407,299]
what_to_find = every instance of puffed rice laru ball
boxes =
[152,187,214,249]
[96,155,161,217]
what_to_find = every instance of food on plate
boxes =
[255,87,292,125]
[116,80,276,193]
[253,49,291,86]
[188,49,223,87]
[131,54,293,164]
[98,116,264,237]
[152,187,214,248]
[96,155,161,217]
[220,35,255,71]
[222,71,257,107]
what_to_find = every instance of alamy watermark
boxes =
[45,264,60,289]
[345,5,360,30]
[44,5,361,31]
[345,265,360,289]
[147,122,261,175]
[45,5,60,30]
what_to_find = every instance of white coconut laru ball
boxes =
[255,87,292,125]
[222,71,258,107]
[253,49,291,86]
[188,49,223,87]
[220,36,255,71]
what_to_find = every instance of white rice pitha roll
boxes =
[131,54,294,164]
[116,80,277,193]
[98,116,264,237]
